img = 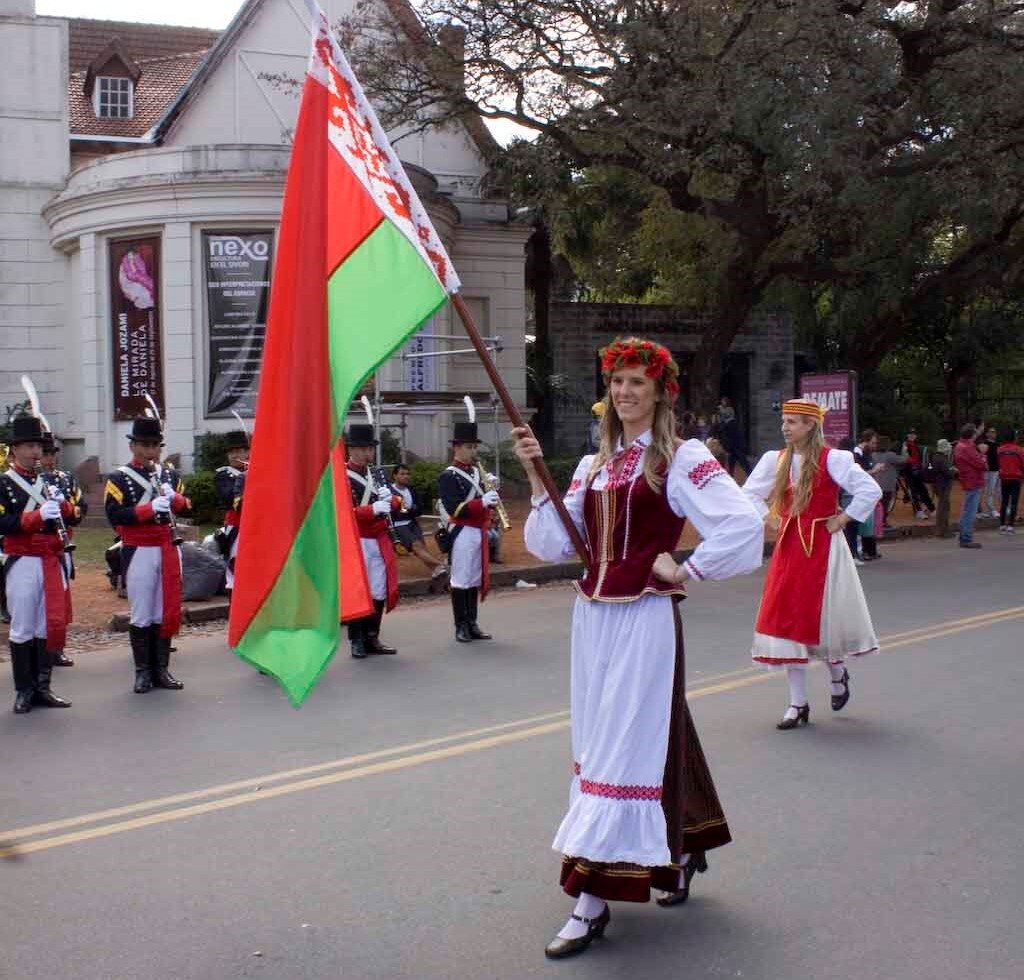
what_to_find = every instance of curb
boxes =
[106,517,1003,631]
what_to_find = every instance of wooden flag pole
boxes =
[451,292,591,572]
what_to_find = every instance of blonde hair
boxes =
[768,404,827,517]
[588,381,678,494]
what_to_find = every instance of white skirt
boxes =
[752,532,879,669]
[552,593,676,867]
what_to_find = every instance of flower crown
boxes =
[599,337,681,401]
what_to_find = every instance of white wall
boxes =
[0,9,68,445]
[167,0,488,193]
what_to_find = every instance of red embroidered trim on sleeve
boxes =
[688,458,726,490]
[567,478,582,494]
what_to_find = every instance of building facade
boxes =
[0,0,529,472]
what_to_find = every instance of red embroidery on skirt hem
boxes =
[579,777,662,802]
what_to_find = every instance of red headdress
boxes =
[599,337,681,402]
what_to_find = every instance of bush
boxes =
[184,469,219,524]
[380,428,402,465]
[194,431,233,473]
[408,461,446,511]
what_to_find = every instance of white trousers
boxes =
[360,538,387,601]
[449,526,482,589]
[126,546,180,628]
[225,534,240,590]
[6,556,65,643]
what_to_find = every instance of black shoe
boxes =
[544,905,610,959]
[366,635,397,655]
[351,637,369,659]
[32,644,71,708]
[10,640,35,713]
[152,631,184,689]
[831,668,850,711]
[656,852,708,907]
[959,541,983,549]
[465,589,491,639]
[455,623,473,643]
[776,703,810,730]
[51,651,74,667]
[451,588,473,642]
[129,625,153,693]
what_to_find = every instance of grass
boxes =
[70,524,220,568]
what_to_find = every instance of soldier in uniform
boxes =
[215,431,249,596]
[39,431,86,666]
[345,423,402,658]
[438,420,501,642]
[0,415,73,713]
[104,416,191,693]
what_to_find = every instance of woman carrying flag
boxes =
[514,337,763,959]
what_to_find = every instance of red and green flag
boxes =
[228,3,460,706]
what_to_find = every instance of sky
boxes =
[36,0,244,28]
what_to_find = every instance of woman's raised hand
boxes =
[512,426,543,471]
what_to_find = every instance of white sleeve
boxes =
[740,450,780,519]
[666,440,764,583]
[828,449,882,522]
[523,455,591,563]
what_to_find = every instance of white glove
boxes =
[375,484,392,502]
[152,495,172,514]
[47,489,66,503]
[482,490,500,508]
[161,482,175,497]
[486,473,500,490]
[40,500,61,521]
[372,498,393,516]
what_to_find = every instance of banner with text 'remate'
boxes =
[799,372,857,447]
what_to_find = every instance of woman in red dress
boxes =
[743,399,881,729]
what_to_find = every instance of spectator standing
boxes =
[979,425,1001,517]
[837,437,862,562]
[931,439,956,538]
[901,429,935,519]
[853,429,885,559]
[873,436,908,529]
[953,424,987,548]
[996,429,1024,533]
[717,398,752,478]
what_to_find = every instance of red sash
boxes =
[224,510,240,527]
[450,508,491,600]
[119,524,182,637]
[4,533,71,650]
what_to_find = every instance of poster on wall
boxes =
[110,237,164,421]
[799,371,858,446]
[404,319,436,392]
[204,231,273,416]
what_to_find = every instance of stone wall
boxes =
[548,302,794,458]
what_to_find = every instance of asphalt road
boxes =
[1,534,1022,980]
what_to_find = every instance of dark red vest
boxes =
[576,463,687,602]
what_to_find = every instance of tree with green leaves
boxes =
[346,0,1024,411]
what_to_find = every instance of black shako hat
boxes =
[127,417,164,443]
[41,430,58,453]
[225,430,249,451]
[451,421,479,444]
[345,423,378,448]
[9,415,46,445]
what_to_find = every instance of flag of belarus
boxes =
[229,2,460,706]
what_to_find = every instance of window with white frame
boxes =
[95,77,133,118]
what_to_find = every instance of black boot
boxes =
[32,640,71,708]
[466,588,492,640]
[348,617,369,659]
[51,649,74,667]
[152,627,183,689]
[365,601,397,655]
[130,625,153,693]
[451,589,473,643]
[10,641,35,714]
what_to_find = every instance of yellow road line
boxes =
[3,604,1022,860]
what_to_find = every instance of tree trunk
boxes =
[525,225,554,445]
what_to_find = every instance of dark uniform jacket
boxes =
[437,462,487,549]
[41,468,87,526]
